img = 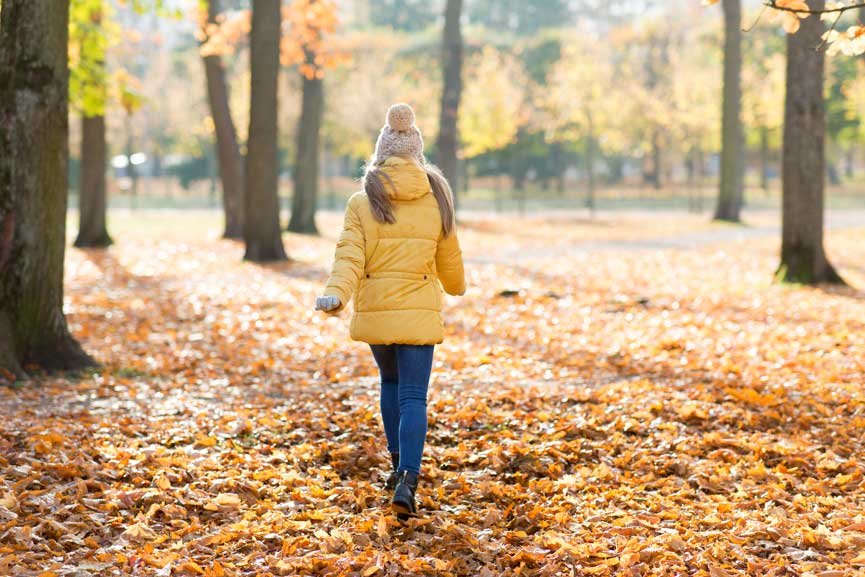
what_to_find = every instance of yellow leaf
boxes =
[122,522,156,541]
[778,0,810,11]
[144,552,178,569]
[177,561,206,575]
[155,473,171,491]
[678,402,708,421]
[783,13,802,34]
[204,493,241,510]
[724,387,779,406]
[376,515,389,540]
[195,434,217,447]
[619,552,640,569]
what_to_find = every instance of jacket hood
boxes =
[379,156,431,201]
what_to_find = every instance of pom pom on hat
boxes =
[374,103,425,164]
[387,103,415,132]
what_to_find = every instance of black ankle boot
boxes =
[391,470,419,519]
[384,453,400,491]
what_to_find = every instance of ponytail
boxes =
[425,163,455,237]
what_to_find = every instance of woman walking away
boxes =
[315,103,466,519]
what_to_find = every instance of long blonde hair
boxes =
[363,156,456,237]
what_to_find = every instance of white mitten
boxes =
[315,295,341,312]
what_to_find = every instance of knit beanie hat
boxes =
[373,103,425,164]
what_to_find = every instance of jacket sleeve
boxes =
[436,229,466,296]
[324,197,365,313]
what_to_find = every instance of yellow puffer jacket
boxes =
[324,156,466,345]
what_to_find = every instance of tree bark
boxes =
[585,111,596,216]
[696,145,706,212]
[686,147,698,213]
[243,0,287,262]
[124,112,138,209]
[436,0,463,204]
[759,126,770,192]
[644,131,662,189]
[75,114,112,247]
[550,143,566,195]
[827,161,840,186]
[0,0,95,378]
[715,0,745,222]
[202,0,244,239]
[288,60,323,235]
[777,0,844,285]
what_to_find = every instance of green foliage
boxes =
[69,0,183,117]
[125,0,183,19]
[519,30,562,84]
[466,0,573,36]
[114,68,144,115]
[166,154,212,190]
[741,27,785,150]
[369,0,439,32]
[827,56,861,145]
[460,46,526,158]
[69,0,115,116]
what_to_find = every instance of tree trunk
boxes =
[0,0,95,378]
[202,0,244,239]
[777,0,843,285]
[436,0,463,203]
[827,161,840,186]
[645,131,662,189]
[75,114,112,247]
[715,0,745,222]
[243,0,287,262]
[686,147,697,212]
[760,126,770,192]
[696,145,706,213]
[124,112,138,209]
[585,112,596,216]
[288,62,323,235]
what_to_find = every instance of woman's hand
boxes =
[315,295,341,312]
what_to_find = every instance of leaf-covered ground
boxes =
[2,210,864,577]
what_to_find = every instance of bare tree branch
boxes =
[765,1,865,16]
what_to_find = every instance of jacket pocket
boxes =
[356,271,437,312]
[365,271,431,281]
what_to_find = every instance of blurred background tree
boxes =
[283,0,344,235]
[198,0,247,239]
[243,0,287,261]
[714,0,744,223]
[70,0,115,247]
[436,0,463,202]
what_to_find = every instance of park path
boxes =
[466,209,864,266]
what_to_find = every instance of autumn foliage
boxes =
[706,0,865,54]
[196,0,346,77]
[1,214,863,575]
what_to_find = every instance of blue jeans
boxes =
[370,344,435,475]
